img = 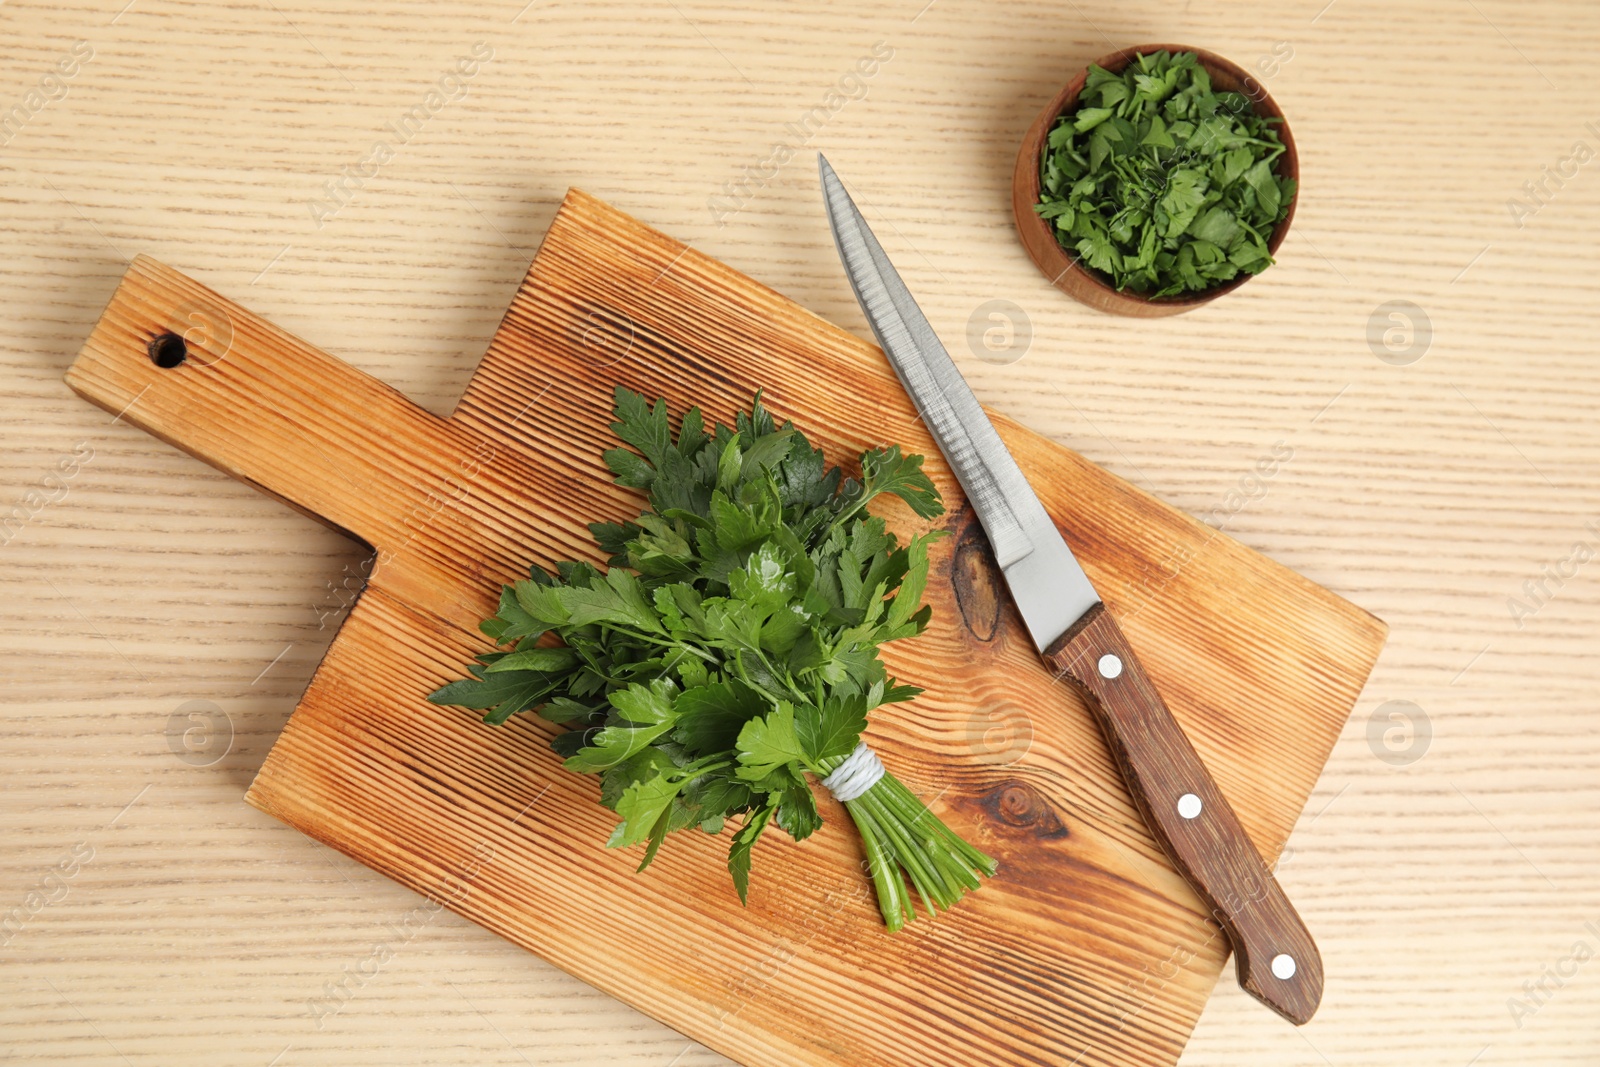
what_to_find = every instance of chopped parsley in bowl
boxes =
[1026,48,1297,308]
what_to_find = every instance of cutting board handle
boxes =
[65,256,467,555]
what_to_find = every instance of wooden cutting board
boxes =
[64,189,1385,1067]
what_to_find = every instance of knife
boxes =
[818,154,1323,1026]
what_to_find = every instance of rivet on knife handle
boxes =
[1046,603,1324,1026]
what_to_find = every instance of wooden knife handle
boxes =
[1045,602,1323,1025]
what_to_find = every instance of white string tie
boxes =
[821,741,885,803]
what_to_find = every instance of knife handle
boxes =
[1044,603,1323,1025]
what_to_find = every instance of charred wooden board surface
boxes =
[62,190,1385,1067]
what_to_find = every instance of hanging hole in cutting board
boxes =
[148,332,187,368]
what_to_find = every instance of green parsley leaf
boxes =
[609,770,689,853]
[795,695,868,763]
[858,445,942,518]
[608,678,679,725]
[426,667,552,720]
[563,720,675,773]
[735,702,806,781]
[672,679,767,756]
[483,645,578,674]
[727,805,774,905]
[771,768,823,842]
[1073,106,1113,132]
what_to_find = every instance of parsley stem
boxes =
[816,488,883,547]
[816,754,997,924]
[846,796,911,931]
[675,758,732,782]
[858,789,942,913]
[594,622,724,666]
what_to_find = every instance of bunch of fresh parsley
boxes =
[1035,49,1297,297]
[430,387,996,930]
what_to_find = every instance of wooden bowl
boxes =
[1011,44,1299,317]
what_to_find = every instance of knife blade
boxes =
[818,153,1323,1026]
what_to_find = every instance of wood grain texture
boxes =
[61,187,1381,1067]
[1047,602,1324,1025]
[4,2,1600,1065]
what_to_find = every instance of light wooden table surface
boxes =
[3,1,1597,1064]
